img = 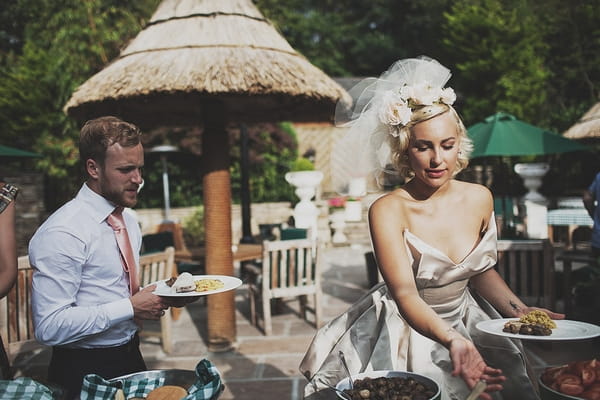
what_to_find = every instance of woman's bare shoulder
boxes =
[454,180,493,202]
[369,189,410,220]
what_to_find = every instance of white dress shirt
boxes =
[29,183,141,348]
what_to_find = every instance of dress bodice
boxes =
[403,214,498,317]
[404,213,498,288]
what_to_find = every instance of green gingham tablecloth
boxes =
[0,377,54,400]
[81,359,223,400]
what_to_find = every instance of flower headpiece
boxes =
[331,56,456,193]
[378,83,456,137]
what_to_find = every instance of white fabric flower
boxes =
[411,81,440,105]
[440,87,456,105]
[378,91,411,126]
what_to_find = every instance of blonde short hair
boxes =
[388,104,472,180]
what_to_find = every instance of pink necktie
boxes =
[107,207,140,295]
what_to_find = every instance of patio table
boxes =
[546,208,592,248]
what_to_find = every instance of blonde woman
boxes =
[300,57,563,400]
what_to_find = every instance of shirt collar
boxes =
[77,183,119,224]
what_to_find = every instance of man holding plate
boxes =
[29,116,189,399]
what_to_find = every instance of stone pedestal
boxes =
[514,163,549,239]
[285,171,323,240]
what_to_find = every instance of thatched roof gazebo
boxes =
[64,0,348,127]
[64,0,350,351]
[564,102,600,139]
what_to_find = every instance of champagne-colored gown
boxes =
[299,217,539,400]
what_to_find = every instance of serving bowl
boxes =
[335,370,441,400]
[539,376,588,400]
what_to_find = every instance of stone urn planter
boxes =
[285,171,323,238]
[344,199,362,221]
[329,210,348,244]
[514,162,549,203]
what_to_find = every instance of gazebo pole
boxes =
[202,102,236,351]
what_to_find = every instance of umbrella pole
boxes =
[203,103,236,352]
[240,124,254,244]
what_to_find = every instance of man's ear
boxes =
[86,159,100,179]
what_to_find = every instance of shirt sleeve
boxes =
[589,173,600,197]
[30,228,134,347]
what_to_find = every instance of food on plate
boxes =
[342,376,436,400]
[171,272,196,293]
[502,310,556,336]
[503,320,552,336]
[541,359,600,399]
[165,277,177,287]
[519,310,557,329]
[146,385,188,400]
[195,278,224,292]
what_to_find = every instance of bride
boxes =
[299,57,563,400]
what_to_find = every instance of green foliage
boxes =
[0,0,159,210]
[255,0,452,76]
[230,122,298,204]
[182,206,204,248]
[442,0,549,125]
[291,157,315,172]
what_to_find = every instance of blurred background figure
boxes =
[0,180,19,379]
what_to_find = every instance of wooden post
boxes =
[202,102,236,351]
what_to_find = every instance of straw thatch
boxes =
[564,102,600,139]
[64,0,350,128]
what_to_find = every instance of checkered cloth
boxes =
[0,377,54,400]
[80,359,223,400]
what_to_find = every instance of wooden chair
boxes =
[138,246,176,353]
[495,239,556,310]
[246,239,322,335]
[0,256,47,377]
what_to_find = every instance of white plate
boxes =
[476,318,600,341]
[151,275,242,297]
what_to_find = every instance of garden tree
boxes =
[254,0,451,77]
[442,0,599,196]
[442,0,549,126]
[532,0,599,133]
[0,0,160,209]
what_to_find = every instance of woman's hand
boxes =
[449,337,506,399]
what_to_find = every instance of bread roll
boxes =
[146,385,188,400]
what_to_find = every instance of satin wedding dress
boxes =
[299,216,539,400]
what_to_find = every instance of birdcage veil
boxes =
[331,56,456,194]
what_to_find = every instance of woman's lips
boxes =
[426,169,446,178]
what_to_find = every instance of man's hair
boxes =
[79,116,142,170]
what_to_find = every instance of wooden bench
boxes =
[495,239,556,310]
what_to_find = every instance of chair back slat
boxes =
[0,255,44,362]
[495,239,555,309]
[137,246,175,353]
[249,238,322,335]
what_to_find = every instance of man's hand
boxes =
[130,284,170,320]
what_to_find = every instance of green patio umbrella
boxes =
[0,144,40,158]
[468,112,588,158]
[467,112,588,238]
